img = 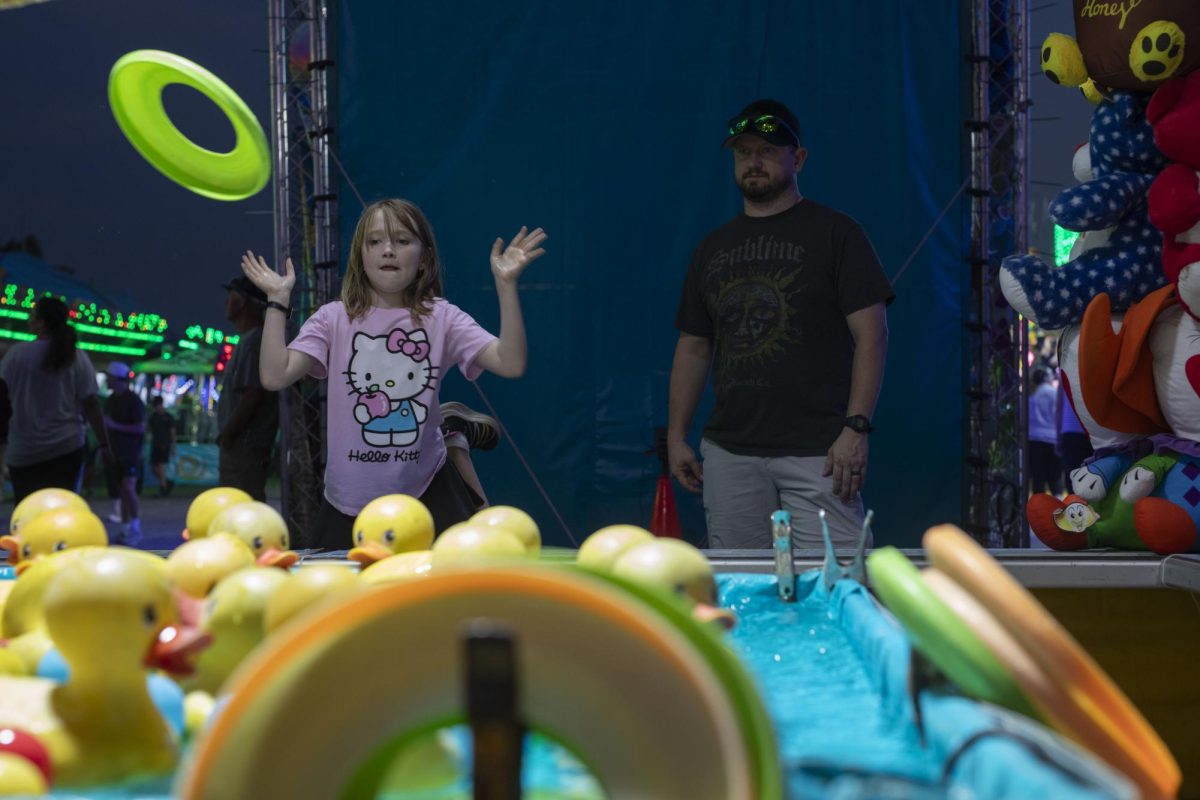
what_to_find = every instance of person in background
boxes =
[216,276,279,502]
[148,394,176,496]
[1028,365,1062,496]
[0,297,111,504]
[104,362,145,545]
[1057,381,1092,492]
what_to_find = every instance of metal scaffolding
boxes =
[964,0,1030,547]
[268,0,339,546]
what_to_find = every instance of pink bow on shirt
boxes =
[386,329,430,362]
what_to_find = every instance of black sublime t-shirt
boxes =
[675,200,894,456]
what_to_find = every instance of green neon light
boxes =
[70,322,163,343]
[0,329,36,342]
[177,340,200,351]
[78,342,147,357]
[1053,225,1080,267]
[0,309,30,320]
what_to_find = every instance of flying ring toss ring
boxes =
[108,50,270,201]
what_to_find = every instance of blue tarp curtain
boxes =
[336,0,965,547]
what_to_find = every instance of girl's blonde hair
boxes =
[342,198,443,322]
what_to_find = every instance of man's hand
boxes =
[668,439,704,494]
[823,429,868,504]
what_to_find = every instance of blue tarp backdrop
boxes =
[335,1,964,548]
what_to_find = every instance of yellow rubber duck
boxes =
[0,548,209,787]
[358,550,433,586]
[263,565,361,635]
[2,508,108,576]
[0,751,48,795]
[181,487,253,541]
[430,523,529,571]
[166,534,257,599]
[577,524,655,571]
[207,502,298,569]
[1,489,89,565]
[347,495,435,566]
[1,549,110,675]
[184,566,290,695]
[469,505,541,555]
[611,539,735,629]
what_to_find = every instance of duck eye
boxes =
[53,541,67,552]
[281,535,289,549]
[384,529,395,543]
[357,531,364,543]
[22,545,31,558]
[253,536,263,551]
[673,582,688,595]
[143,605,157,627]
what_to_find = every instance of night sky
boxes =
[2,0,272,334]
[2,0,1088,334]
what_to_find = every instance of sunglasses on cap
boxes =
[727,114,800,143]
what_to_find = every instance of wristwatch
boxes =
[844,415,873,434]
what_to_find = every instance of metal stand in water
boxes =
[821,508,873,592]
[772,510,796,602]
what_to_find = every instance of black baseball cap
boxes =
[722,99,803,148]
[222,276,268,305]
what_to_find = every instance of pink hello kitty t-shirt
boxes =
[288,299,497,515]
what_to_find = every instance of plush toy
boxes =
[1040,1,1200,95]
[1030,286,1200,554]
[1000,92,1167,330]
[1147,70,1200,320]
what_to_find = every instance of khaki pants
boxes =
[700,438,868,550]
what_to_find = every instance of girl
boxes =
[240,198,545,549]
[0,297,113,504]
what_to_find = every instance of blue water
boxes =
[719,574,947,798]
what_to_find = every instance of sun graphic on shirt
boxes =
[714,267,804,367]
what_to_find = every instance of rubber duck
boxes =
[430,523,528,570]
[358,550,433,586]
[207,502,298,569]
[0,548,209,787]
[1,489,89,565]
[611,539,735,629]
[184,566,289,695]
[166,534,257,599]
[577,525,655,571]
[0,752,47,795]
[263,565,361,635]
[469,505,541,555]
[3,508,107,576]
[1,548,111,675]
[347,495,434,566]
[182,487,253,541]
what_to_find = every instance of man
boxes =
[104,362,145,545]
[147,394,176,496]
[217,276,279,501]
[668,99,894,549]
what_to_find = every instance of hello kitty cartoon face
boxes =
[347,328,437,403]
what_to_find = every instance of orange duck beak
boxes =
[347,541,394,566]
[0,535,21,565]
[147,624,212,678]
[692,603,737,631]
[256,548,300,570]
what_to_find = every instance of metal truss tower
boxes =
[964,0,1030,547]
[268,0,339,546]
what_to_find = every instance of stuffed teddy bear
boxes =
[1040,1,1200,94]
[999,91,1167,330]
[1147,70,1200,320]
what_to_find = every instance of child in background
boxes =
[240,198,545,549]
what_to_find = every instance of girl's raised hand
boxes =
[490,227,547,283]
[241,250,296,302]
